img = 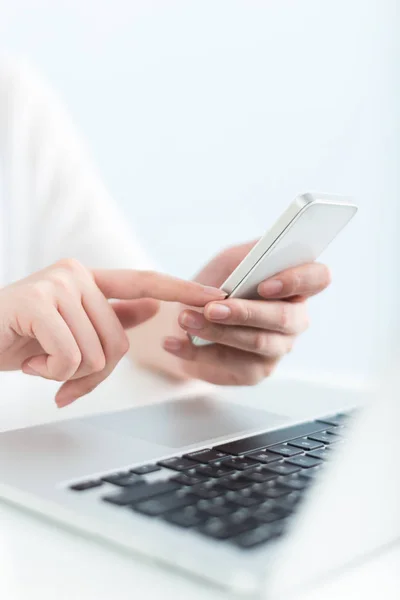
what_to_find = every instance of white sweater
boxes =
[0,57,151,288]
[0,58,165,425]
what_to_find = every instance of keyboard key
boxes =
[102,480,180,506]
[190,484,224,499]
[215,476,252,492]
[275,492,303,511]
[70,480,102,492]
[298,466,322,480]
[325,427,343,436]
[132,492,196,516]
[286,455,322,469]
[198,515,259,540]
[247,451,282,464]
[157,457,198,471]
[164,506,206,528]
[278,474,308,491]
[101,472,130,485]
[254,504,289,523]
[220,456,260,470]
[264,462,301,476]
[258,486,292,500]
[254,482,292,499]
[316,414,348,427]
[307,448,330,461]
[197,498,237,517]
[271,520,288,539]
[269,444,303,457]
[241,467,278,484]
[229,490,264,508]
[308,431,339,445]
[130,464,161,475]
[172,473,208,486]
[234,524,278,548]
[103,473,144,487]
[183,449,230,464]
[288,438,323,451]
[214,421,327,455]
[196,464,235,478]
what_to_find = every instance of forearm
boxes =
[127,301,191,381]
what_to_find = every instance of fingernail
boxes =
[179,311,204,330]
[206,303,231,321]
[259,279,284,297]
[203,286,226,298]
[163,337,183,352]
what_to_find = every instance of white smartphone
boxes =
[191,192,358,347]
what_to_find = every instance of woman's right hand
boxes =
[0,259,224,407]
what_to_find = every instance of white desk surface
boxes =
[0,362,398,600]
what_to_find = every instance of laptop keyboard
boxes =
[69,412,351,550]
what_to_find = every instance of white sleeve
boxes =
[0,57,153,282]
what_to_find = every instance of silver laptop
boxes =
[0,371,398,596]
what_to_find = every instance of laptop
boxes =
[0,370,398,597]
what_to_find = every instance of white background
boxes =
[0,0,398,382]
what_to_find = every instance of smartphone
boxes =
[191,192,358,347]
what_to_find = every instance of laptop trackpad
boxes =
[86,396,287,449]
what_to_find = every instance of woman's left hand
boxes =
[163,241,331,385]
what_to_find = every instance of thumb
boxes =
[111,298,160,329]
[194,240,258,287]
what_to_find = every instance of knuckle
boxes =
[67,350,82,374]
[56,258,84,273]
[49,270,76,295]
[49,368,65,382]
[238,303,252,324]
[253,331,268,354]
[278,302,291,333]
[54,351,81,380]
[83,353,106,374]
[256,334,286,359]
[30,281,52,304]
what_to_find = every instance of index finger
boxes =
[93,269,226,306]
[257,263,331,299]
